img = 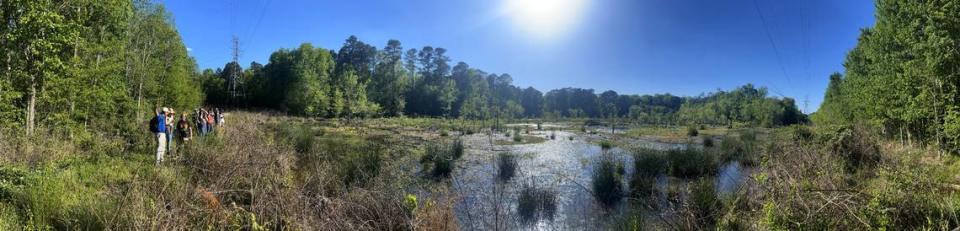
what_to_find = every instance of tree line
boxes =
[204,36,806,126]
[812,0,960,153]
[0,0,200,139]
[0,0,807,141]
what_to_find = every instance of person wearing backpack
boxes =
[196,108,206,135]
[151,107,169,165]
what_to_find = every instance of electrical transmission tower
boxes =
[229,36,241,104]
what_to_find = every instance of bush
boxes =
[517,184,557,222]
[667,148,718,178]
[689,178,721,227]
[828,126,880,172]
[422,139,465,178]
[687,126,699,137]
[513,135,523,143]
[702,136,714,147]
[718,131,760,166]
[451,139,464,159]
[600,140,613,150]
[631,148,667,197]
[496,152,517,182]
[592,155,624,206]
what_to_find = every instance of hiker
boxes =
[213,108,221,127]
[177,114,193,149]
[206,109,216,134]
[150,107,169,165]
[165,108,176,154]
[216,108,225,128]
[196,108,207,135]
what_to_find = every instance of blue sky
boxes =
[164,0,875,113]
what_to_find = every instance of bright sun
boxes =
[502,0,589,41]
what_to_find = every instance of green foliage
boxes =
[686,126,699,137]
[592,155,623,206]
[689,178,721,227]
[599,140,613,150]
[421,139,464,178]
[813,0,960,154]
[667,148,718,178]
[827,126,881,173]
[630,148,667,197]
[678,84,806,127]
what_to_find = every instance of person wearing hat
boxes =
[151,107,169,165]
[165,108,177,154]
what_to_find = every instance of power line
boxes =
[245,0,273,55]
[751,0,793,89]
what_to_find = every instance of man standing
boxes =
[152,107,169,165]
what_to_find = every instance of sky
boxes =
[163,0,876,113]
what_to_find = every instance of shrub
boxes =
[828,126,880,172]
[689,178,721,227]
[632,148,667,177]
[667,148,718,178]
[439,130,449,137]
[631,148,667,197]
[517,184,557,222]
[687,126,699,137]
[513,135,523,143]
[788,124,813,141]
[496,152,517,182]
[702,136,714,147]
[592,155,624,206]
[451,139,464,159]
[600,140,613,150]
[422,139,464,178]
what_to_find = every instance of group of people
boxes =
[151,107,225,165]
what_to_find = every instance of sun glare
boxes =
[502,0,589,41]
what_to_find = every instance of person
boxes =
[177,114,193,151]
[196,108,206,135]
[151,107,169,165]
[165,108,176,154]
[206,109,216,134]
[214,108,221,127]
[217,109,225,127]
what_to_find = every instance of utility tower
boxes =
[229,36,241,103]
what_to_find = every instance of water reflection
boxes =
[451,128,747,230]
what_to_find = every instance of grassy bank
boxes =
[0,112,458,230]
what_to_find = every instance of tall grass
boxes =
[666,148,718,178]
[496,152,517,182]
[421,139,465,178]
[630,148,667,197]
[517,183,557,222]
[592,155,624,207]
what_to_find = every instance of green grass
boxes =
[666,148,718,178]
[592,155,624,207]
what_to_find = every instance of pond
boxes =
[450,128,748,230]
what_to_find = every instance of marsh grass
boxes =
[666,148,718,178]
[592,154,624,207]
[630,148,667,197]
[496,152,517,182]
[517,183,557,222]
[422,139,465,178]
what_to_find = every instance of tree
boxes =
[520,87,543,118]
[284,43,335,116]
[371,40,408,116]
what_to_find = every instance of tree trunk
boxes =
[26,78,36,136]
